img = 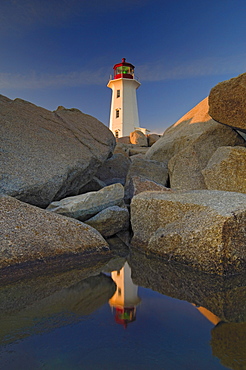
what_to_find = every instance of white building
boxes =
[107,58,141,138]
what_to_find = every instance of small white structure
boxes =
[107,58,141,138]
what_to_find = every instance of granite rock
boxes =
[0,96,115,207]
[124,156,168,202]
[202,146,246,193]
[130,130,148,146]
[128,146,149,156]
[209,73,246,132]
[85,206,129,238]
[125,175,172,202]
[95,153,131,186]
[116,136,131,144]
[167,122,245,190]
[47,183,125,221]
[114,142,135,157]
[145,98,244,165]
[147,133,161,146]
[114,142,149,157]
[0,195,110,272]
[131,190,246,275]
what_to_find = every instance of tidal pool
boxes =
[0,251,245,370]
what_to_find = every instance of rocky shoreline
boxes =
[1,73,246,277]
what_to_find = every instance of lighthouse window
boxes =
[117,89,120,98]
[116,66,131,75]
[116,109,119,118]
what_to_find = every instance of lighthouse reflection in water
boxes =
[109,262,141,328]
[109,262,221,328]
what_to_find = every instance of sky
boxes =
[0,0,246,134]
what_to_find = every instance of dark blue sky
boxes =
[1,0,246,133]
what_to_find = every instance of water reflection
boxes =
[0,266,116,345]
[211,321,246,370]
[109,262,141,327]
[128,249,246,370]
[193,305,221,326]
[109,259,223,327]
[0,250,245,369]
[128,249,246,323]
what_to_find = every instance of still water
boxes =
[0,250,245,370]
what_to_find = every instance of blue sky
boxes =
[1,0,246,134]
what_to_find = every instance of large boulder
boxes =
[114,142,149,157]
[145,97,245,191]
[209,73,246,132]
[47,183,125,221]
[147,133,161,146]
[85,206,129,238]
[168,143,207,190]
[202,146,246,193]
[125,175,172,202]
[131,190,246,275]
[0,195,110,275]
[167,123,245,190]
[0,96,115,207]
[95,153,131,185]
[116,136,131,144]
[128,147,149,156]
[124,156,169,202]
[145,98,245,164]
[130,130,148,146]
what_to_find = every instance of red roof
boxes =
[113,58,135,70]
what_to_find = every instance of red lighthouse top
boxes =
[113,58,135,79]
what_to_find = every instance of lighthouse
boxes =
[109,262,141,327]
[107,58,141,138]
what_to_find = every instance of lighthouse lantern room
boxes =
[107,58,140,138]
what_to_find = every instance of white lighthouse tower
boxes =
[109,262,141,328]
[107,58,141,138]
